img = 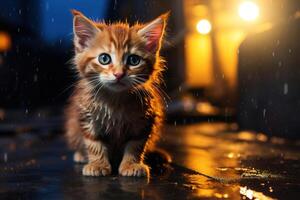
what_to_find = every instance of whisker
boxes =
[57,80,79,98]
[133,76,170,103]
[131,79,152,100]
[94,82,105,98]
[129,80,145,107]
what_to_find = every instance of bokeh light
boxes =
[196,19,212,35]
[238,1,259,21]
[0,31,11,51]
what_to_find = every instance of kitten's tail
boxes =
[144,148,172,175]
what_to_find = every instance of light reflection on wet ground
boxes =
[0,122,300,199]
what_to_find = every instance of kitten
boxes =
[65,10,168,177]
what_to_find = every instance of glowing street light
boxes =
[239,1,259,21]
[196,19,212,35]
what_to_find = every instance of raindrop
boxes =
[288,49,292,53]
[272,52,275,57]
[278,61,282,67]
[46,2,50,11]
[4,153,7,162]
[33,74,38,82]
[263,109,266,118]
[283,83,288,95]
[18,9,22,15]
[113,0,118,10]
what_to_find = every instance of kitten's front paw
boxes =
[119,162,150,177]
[82,162,111,176]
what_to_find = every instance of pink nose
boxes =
[113,72,125,80]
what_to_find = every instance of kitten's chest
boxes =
[91,103,149,139]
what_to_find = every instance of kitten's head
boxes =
[72,10,168,93]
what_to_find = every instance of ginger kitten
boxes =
[65,10,168,177]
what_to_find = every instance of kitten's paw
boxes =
[82,162,111,176]
[119,162,150,177]
[73,151,87,163]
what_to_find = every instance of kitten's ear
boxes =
[138,12,169,52]
[72,10,99,51]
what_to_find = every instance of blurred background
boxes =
[0,0,300,138]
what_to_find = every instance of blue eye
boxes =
[98,53,111,65]
[127,54,141,66]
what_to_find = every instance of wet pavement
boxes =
[0,122,300,199]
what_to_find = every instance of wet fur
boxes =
[65,10,168,177]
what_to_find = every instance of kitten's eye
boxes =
[127,54,141,66]
[98,53,111,65]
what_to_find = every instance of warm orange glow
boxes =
[184,2,212,87]
[183,0,267,100]
[196,102,219,115]
[216,30,246,89]
[196,19,212,35]
[239,1,259,21]
[0,32,11,51]
[185,33,213,87]
[166,123,242,199]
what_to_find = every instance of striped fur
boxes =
[65,10,168,177]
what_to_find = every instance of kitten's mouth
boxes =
[105,80,129,91]
[111,80,126,86]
